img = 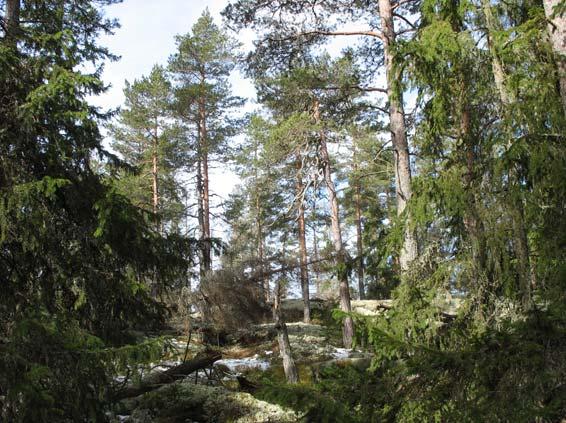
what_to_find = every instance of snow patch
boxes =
[215,355,271,372]
[331,347,352,359]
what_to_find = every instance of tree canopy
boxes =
[1,0,565,421]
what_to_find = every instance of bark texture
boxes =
[352,148,365,300]
[459,94,488,277]
[113,351,222,401]
[314,100,354,348]
[198,74,212,275]
[5,0,20,42]
[378,0,418,271]
[152,131,159,219]
[543,0,566,114]
[274,281,299,383]
[256,204,268,301]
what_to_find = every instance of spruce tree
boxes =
[0,1,188,420]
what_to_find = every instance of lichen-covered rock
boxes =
[350,299,392,316]
[125,380,301,422]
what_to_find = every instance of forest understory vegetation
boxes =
[0,0,565,421]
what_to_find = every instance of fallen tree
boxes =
[113,350,222,401]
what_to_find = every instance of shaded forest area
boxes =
[1,0,565,421]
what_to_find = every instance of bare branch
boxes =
[268,29,385,42]
[317,85,388,93]
[393,13,419,30]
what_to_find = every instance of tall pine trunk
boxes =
[352,145,365,299]
[257,219,268,300]
[460,104,487,274]
[255,172,269,301]
[198,89,212,274]
[5,0,20,45]
[311,201,322,295]
[151,124,160,297]
[314,100,354,348]
[196,156,206,278]
[378,0,418,271]
[354,181,365,300]
[295,154,311,323]
[542,0,566,114]
[152,150,158,216]
[152,123,159,227]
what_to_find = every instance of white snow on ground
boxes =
[331,347,353,359]
[215,355,271,372]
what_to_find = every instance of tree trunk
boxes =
[151,131,160,298]
[511,206,533,307]
[256,190,269,302]
[253,140,269,301]
[354,183,365,300]
[311,201,321,295]
[352,146,365,300]
[152,126,159,223]
[198,90,212,274]
[314,100,354,349]
[378,0,418,272]
[5,0,20,45]
[460,100,488,274]
[296,154,311,323]
[113,351,221,401]
[196,156,207,279]
[258,229,268,300]
[543,0,566,114]
[202,151,211,270]
[274,280,299,383]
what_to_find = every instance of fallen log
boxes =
[113,350,222,401]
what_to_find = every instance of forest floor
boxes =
[111,300,376,422]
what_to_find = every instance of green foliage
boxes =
[0,313,166,422]
[168,9,244,161]
[109,65,185,231]
[0,1,191,420]
[358,300,566,421]
[256,382,359,422]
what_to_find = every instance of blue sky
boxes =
[90,0,367,242]
[93,0,255,112]
[92,0,256,207]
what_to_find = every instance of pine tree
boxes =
[169,9,243,277]
[225,114,292,301]
[340,125,394,299]
[109,65,184,233]
[251,54,364,347]
[223,0,421,273]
